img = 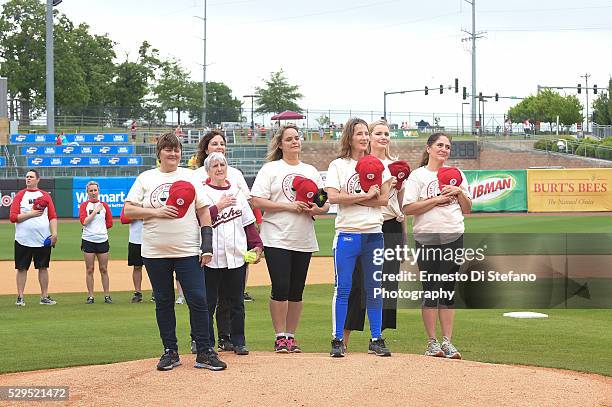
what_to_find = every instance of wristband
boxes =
[200,226,213,256]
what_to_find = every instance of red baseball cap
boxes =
[437,167,463,188]
[32,196,49,211]
[388,160,411,190]
[355,155,384,192]
[292,176,319,204]
[166,180,196,218]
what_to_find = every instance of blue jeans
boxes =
[143,256,211,353]
[332,232,384,339]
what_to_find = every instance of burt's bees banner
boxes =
[465,170,527,212]
[527,168,612,212]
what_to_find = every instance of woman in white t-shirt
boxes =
[251,124,329,353]
[193,130,256,353]
[124,133,227,372]
[402,132,472,360]
[324,118,394,358]
[202,152,263,356]
[344,119,405,344]
[79,181,113,304]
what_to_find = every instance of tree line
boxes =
[0,0,303,126]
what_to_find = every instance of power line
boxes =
[485,26,612,32]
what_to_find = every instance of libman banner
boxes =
[464,170,527,212]
[527,168,612,212]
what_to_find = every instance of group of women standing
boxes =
[124,118,471,372]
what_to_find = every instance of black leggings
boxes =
[264,247,312,302]
[416,235,463,307]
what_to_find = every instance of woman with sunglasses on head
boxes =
[251,124,329,353]
[325,118,394,358]
[402,132,471,359]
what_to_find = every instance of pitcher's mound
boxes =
[0,352,610,406]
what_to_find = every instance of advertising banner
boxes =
[28,156,142,167]
[527,168,612,212]
[72,177,136,217]
[465,170,527,212]
[0,157,5,167]
[10,133,129,143]
[22,145,134,155]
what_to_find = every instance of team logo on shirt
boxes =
[281,173,301,202]
[149,183,172,208]
[426,180,455,206]
[212,207,243,228]
[346,173,363,195]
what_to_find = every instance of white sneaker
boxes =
[16,296,26,307]
[441,337,462,359]
[175,296,185,305]
[424,338,444,357]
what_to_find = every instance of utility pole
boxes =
[202,0,207,129]
[462,0,485,135]
[580,73,591,133]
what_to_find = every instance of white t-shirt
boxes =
[381,158,405,221]
[402,166,471,243]
[129,220,143,245]
[79,200,112,243]
[194,165,250,199]
[204,183,255,269]
[325,157,390,233]
[250,159,321,252]
[10,189,57,247]
[126,167,212,258]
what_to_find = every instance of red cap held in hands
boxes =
[292,176,319,204]
[437,167,463,188]
[32,196,49,211]
[388,160,410,190]
[166,180,196,218]
[355,155,384,193]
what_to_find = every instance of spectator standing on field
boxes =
[10,169,58,306]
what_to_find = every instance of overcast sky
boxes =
[57,0,612,126]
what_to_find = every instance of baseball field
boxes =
[0,214,611,405]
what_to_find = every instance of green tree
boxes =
[255,69,303,114]
[184,81,242,125]
[111,42,162,122]
[0,0,47,123]
[592,78,612,125]
[153,59,192,124]
[508,90,582,132]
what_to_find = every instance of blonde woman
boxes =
[79,181,113,304]
[251,124,329,353]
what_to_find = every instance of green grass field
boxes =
[1,215,611,260]
[1,214,610,376]
[1,285,610,375]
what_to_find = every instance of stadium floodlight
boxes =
[454,78,459,93]
[462,87,467,100]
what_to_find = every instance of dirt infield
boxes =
[2,258,611,405]
[0,258,335,295]
[0,353,610,406]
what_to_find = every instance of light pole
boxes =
[243,95,256,129]
[46,0,62,134]
[194,1,207,129]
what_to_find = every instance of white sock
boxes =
[286,333,294,339]
[276,333,285,339]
